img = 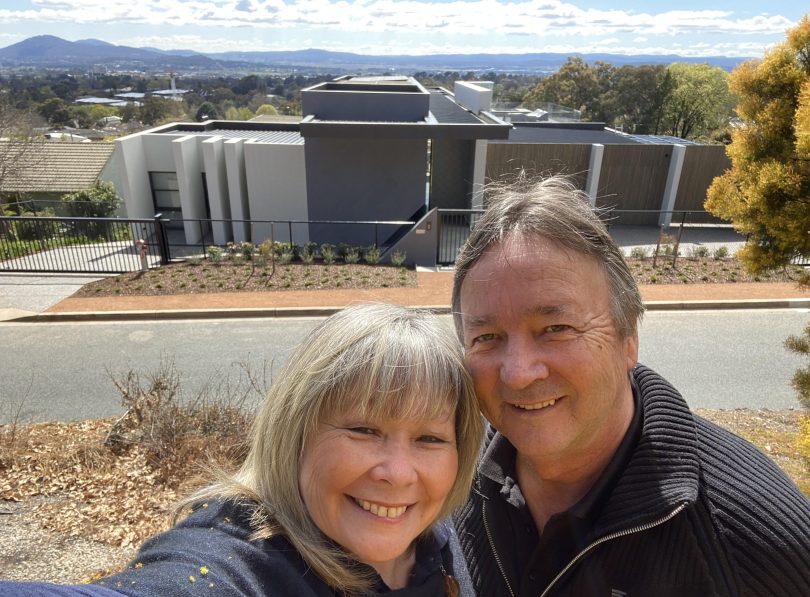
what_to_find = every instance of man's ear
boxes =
[624,329,639,370]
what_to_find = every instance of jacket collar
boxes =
[477,365,700,536]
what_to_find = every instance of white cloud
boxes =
[0,1,800,56]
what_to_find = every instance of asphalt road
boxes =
[0,309,806,424]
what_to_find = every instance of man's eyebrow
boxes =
[462,304,567,329]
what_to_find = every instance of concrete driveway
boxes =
[0,273,105,320]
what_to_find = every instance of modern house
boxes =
[115,76,729,265]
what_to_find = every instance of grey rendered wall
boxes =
[388,208,439,267]
[430,139,474,209]
[304,137,428,246]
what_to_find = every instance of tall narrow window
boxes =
[149,171,182,227]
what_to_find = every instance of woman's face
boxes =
[299,405,458,575]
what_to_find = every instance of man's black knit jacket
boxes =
[453,365,810,597]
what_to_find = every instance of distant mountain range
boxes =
[0,35,751,74]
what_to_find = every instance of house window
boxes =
[149,172,182,225]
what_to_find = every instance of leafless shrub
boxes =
[105,356,268,481]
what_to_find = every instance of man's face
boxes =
[458,235,638,466]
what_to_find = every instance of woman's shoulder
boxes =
[95,498,332,596]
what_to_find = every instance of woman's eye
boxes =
[418,435,450,444]
[347,426,377,435]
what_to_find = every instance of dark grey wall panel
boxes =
[304,137,428,245]
[430,139,474,209]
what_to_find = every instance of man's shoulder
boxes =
[692,412,809,507]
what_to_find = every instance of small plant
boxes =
[278,247,295,264]
[239,241,254,261]
[364,245,381,265]
[187,255,203,266]
[713,245,730,260]
[629,246,649,260]
[301,242,316,264]
[207,246,224,262]
[390,250,407,266]
[689,245,710,259]
[320,243,336,265]
[344,246,361,264]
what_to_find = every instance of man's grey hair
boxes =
[452,175,644,339]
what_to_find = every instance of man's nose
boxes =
[369,441,418,486]
[500,339,550,389]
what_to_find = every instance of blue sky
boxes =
[0,1,804,57]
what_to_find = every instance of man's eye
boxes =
[546,325,571,333]
[471,333,497,345]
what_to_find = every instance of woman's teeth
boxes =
[354,498,407,518]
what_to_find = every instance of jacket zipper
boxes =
[483,500,517,597]
[538,502,688,597]
[483,499,688,597]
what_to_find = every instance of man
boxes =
[451,176,810,596]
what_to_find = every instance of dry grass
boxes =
[2,407,807,583]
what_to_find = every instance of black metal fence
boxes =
[436,208,739,266]
[0,215,167,274]
[0,214,414,273]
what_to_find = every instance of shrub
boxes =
[301,242,317,264]
[105,357,265,480]
[320,243,336,264]
[689,245,710,259]
[239,241,254,261]
[62,181,122,239]
[390,250,407,266]
[206,246,224,262]
[629,246,649,259]
[364,245,381,265]
[344,246,361,264]
[12,208,56,241]
[713,245,730,260]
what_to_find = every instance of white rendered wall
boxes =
[585,144,605,207]
[244,141,308,245]
[201,137,233,245]
[224,138,251,243]
[172,135,208,244]
[116,134,152,218]
[471,140,488,210]
[453,81,493,114]
[659,144,686,228]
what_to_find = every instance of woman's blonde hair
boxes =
[178,303,483,594]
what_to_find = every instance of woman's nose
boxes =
[369,442,418,486]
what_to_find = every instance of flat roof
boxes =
[157,122,304,145]
[499,123,699,146]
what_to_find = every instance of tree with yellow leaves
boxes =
[705,15,810,274]
[706,16,810,489]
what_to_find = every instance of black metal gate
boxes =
[437,209,483,265]
[0,215,170,274]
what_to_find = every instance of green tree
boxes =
[522,57,602,119]
[255,104,279,116]
[62,181,122,239]
[139,97,178,126]
[195,101,220,121]
[705,16,810,273]
[37,98,72,127]
[661,63,735,140]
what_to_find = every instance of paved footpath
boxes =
[1,271,808,322]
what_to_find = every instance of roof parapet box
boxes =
[453,81,493,115]
[301,76,430,122]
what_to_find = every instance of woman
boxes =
[1,303,483,596]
